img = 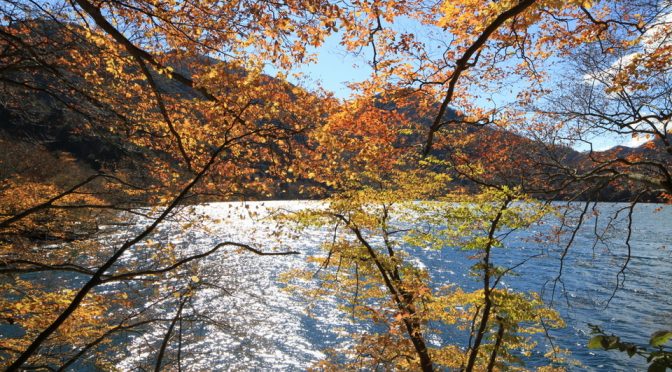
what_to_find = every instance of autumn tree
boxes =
[0,0,339,369]
[295,0,672,369]
[1,0,671,370]
[273,92,566,370]
[280,177,567,371]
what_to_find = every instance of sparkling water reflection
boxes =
[108,201,671,371]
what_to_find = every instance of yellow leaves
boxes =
[276,17,295,32]
[407,186,551,253]
[543,0,594,9]
[156,66,174,78]
[278,163,565,368]
[0,282,112,358]
[438,0,521,34]
[2,0,665,370]
[538,365,569,372]
[580,0,595,9]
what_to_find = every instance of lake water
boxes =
[51,201,672,370]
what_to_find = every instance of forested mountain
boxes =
[1,1,671,370]
[0,25,662,202]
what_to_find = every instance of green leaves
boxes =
[587,335,620,350]
[587,335,605,349]
[588,326,672,370]
[587,334,638,358]
[650,331,672,347]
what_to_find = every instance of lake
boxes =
[41,201,672,370]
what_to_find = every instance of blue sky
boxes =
[274,26,640,152]
[288,33,372,99]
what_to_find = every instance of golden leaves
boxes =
[0,282,112,367]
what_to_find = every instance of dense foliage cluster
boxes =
[0,0,670,370]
